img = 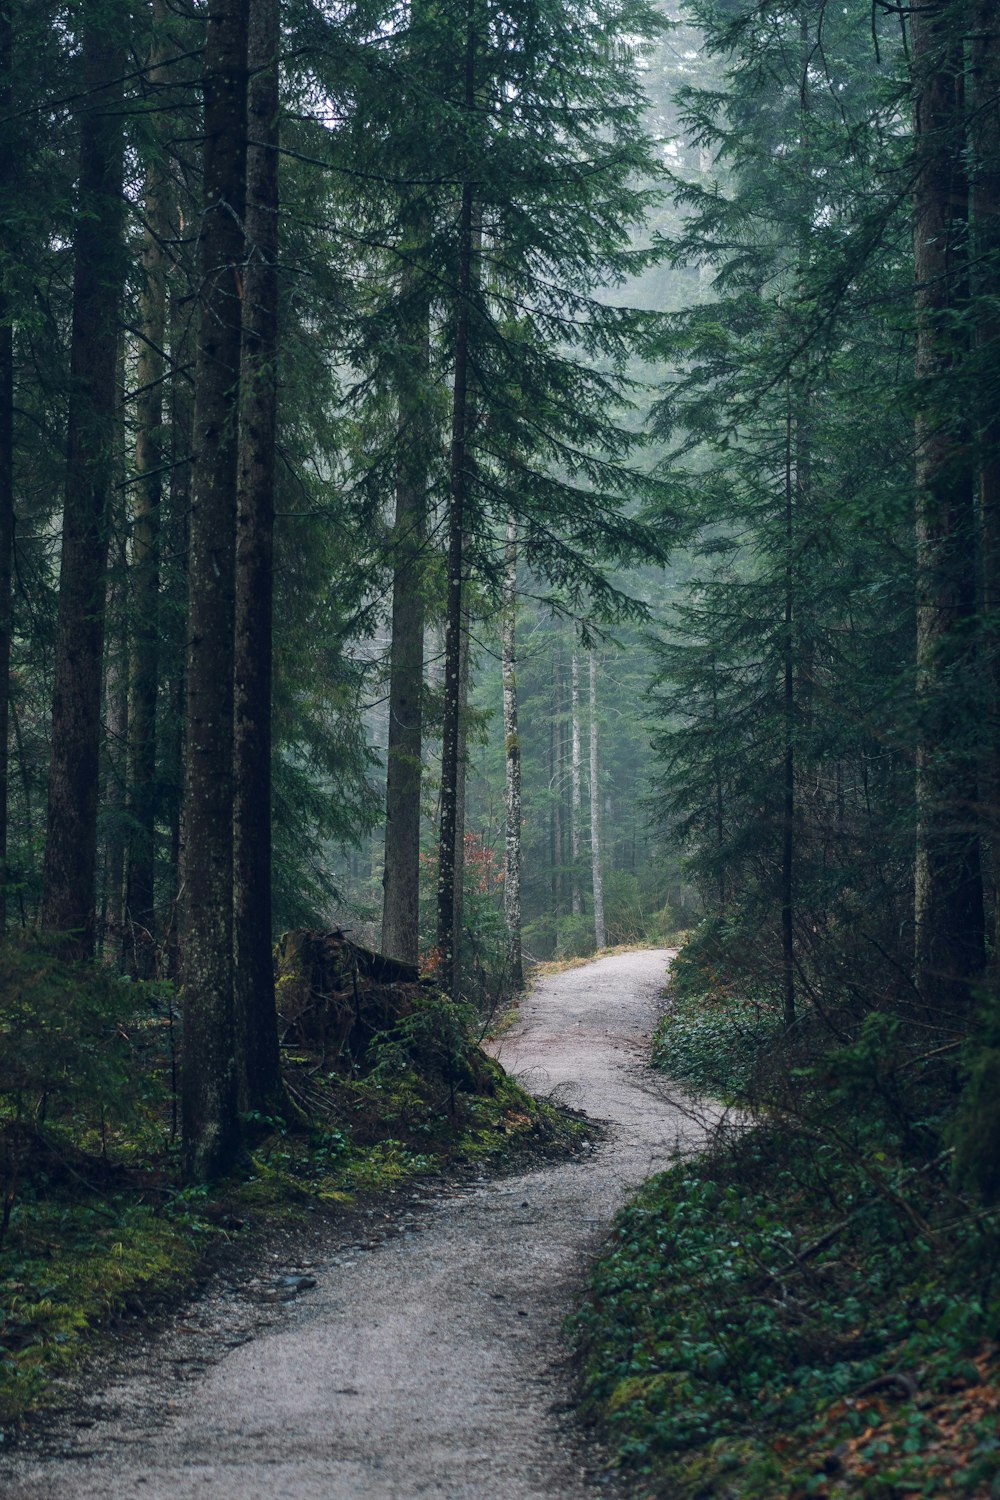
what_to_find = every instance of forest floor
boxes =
[0,948,711,1500]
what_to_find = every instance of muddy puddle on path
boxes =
[1,948,710,1500]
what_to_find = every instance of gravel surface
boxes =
[1,947,710,1500]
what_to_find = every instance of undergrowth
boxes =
[576,930,1000,1498]
[0,943,578,1438]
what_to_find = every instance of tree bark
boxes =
[570,652,582,916]
[179,0,248,1180]
[452,606,471,961]
[0,3,14,934]
[553,645,564,920]
[127,0,170,977]
[101,463,128,968]
[234,0,282,1115]
[911,0,985,1014]
[41,9,126,955]
[501,514,523,991]
[381,274,430,964]
[163,282,194,981]
[972,0,1000,956]
[782,392,796,1031]
[548,648,558,941]
[435,7,477,1001]
[589,650,606,949]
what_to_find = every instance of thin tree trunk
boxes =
[163,285,194,981]
[179,0,248,1181]
[501,514,523,990]
[234,0,282,1115]
[911,1,985,1014]
[554,645,564,918]
[711,655,725,913]
[589,651,605,949]
[127,1,170,976]
[782,392,796,1031]
[450,607,472,968]
[41,11,126,955]
[549,649,558,939]
[381,275,429,965]
[570,652,581,916]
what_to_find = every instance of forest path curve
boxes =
[2,948,708,1500]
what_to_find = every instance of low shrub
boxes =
[577,935,1000,1497]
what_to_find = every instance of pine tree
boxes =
[234,0,283,1114]
[41,3,128,955]
[180,0,249,1181]
[910,0,985,1015]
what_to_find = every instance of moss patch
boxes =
[575,942,1000,1498]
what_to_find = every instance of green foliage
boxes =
[652,988,779,1101]
[0,942,148,1110]
[576,1119,1000,1497]
[953,991,1000,1205]
[0,942,167,1237]
[0,1200,208,1430]
[579,932,1000,1496]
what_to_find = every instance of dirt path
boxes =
[2,948,708,1500]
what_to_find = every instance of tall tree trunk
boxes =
[911,0,985,1014]
[101,455,128,968]
[435,8,477,1000]
[548,647,558,940]
[381,275,429,964]
[782,392,796,1030]
[570,652,582,916]
[234,0,282,1114]
[452,609,471,964]
[972,0,1000,957]
[0,3,14,934]
[711,654,725,913]
[501,514,523,990]
[589,651,605,949]
[163,283,194,981]
[41,10,126,955]
[179,0,248,1181]
[554,645,564,918]
[127,0,170,977]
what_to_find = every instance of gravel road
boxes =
[2,947,709,1500]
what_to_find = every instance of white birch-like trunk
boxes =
[571,652,581,915]
[453,614,470,956]
[589,650,606,948]
[501,515,523,989]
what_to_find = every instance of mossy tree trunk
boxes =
[127,0,170,977]
[382,260,430,966]
[501,514,523,991]
[180,0,249,1181]
[234,0,283,1115]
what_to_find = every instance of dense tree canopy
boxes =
[0,0,997,1206]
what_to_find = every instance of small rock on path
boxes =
[2,948,709,1500]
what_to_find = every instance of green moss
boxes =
[0,1200,212,1428]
